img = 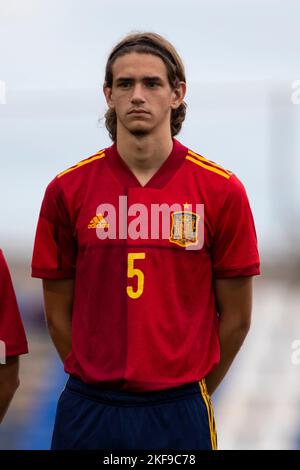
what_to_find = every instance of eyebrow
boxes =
[115,76,164,83]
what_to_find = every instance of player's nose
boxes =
[130,83,145,103]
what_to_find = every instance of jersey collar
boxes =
[105,138,188,189]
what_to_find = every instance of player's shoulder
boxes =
[185,145,234,182]
[186,145,250,196]
[183,145,250,204]
[42,147,108,203]
[55,147,107,181]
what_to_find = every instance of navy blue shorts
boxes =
[51,376,217,450]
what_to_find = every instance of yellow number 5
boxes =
[127,253,145,299]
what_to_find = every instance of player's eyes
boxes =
[146,82,160,88]
[117,81,160,89]
[118,82,131,88]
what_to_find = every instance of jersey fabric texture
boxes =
[31,138,260,392]
[0,249,28,357]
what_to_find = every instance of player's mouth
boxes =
[128,109,150,115]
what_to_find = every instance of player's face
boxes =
[104,52,185,138]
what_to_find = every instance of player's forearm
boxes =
[0,357,20,423]
[0,379,19,423]
[47,320,72,363]
[43,279,74,363]
[205,316,250,396]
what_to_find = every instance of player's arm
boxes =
[205,276,253,396]
[42,279,74,362]
[0,356,20,423]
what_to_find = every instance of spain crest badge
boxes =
[169,211,200,247]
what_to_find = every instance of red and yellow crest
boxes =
[169,211,200,247]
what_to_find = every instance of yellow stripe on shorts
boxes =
[199,379,218,450]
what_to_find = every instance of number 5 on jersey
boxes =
[127,253,146,299]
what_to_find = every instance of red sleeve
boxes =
[31,178,77,279]
[212,174,260,278]
[0,250,28,357]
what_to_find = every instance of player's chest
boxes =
[72,182,213,252]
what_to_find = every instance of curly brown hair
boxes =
[103,32,187,142]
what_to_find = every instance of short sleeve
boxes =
[31,178,77,279]
[0,250,28,357]
[212,174,260,278]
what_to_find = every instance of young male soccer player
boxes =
[0,249,28,423]
[31,32,260,450]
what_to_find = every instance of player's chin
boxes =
[127,123,153,136]
[129,127,152,137]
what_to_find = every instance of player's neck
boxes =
[115,129,173,186]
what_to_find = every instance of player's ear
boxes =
[170,81,186,110]
[103,84,114,109]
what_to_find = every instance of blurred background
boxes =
[0,0,300,450]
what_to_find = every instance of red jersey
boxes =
[31,138,260,392]
[0,250,28,357]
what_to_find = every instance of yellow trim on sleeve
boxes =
[188,150,232,176]
[57,150,105,178]
[186,155,231,179]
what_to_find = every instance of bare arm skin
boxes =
[0,356,20,423]
[205,276,253,396]
[42,279,74,363]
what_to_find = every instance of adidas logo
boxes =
[88,214,109,229]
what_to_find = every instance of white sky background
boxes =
[0,0,300,260]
